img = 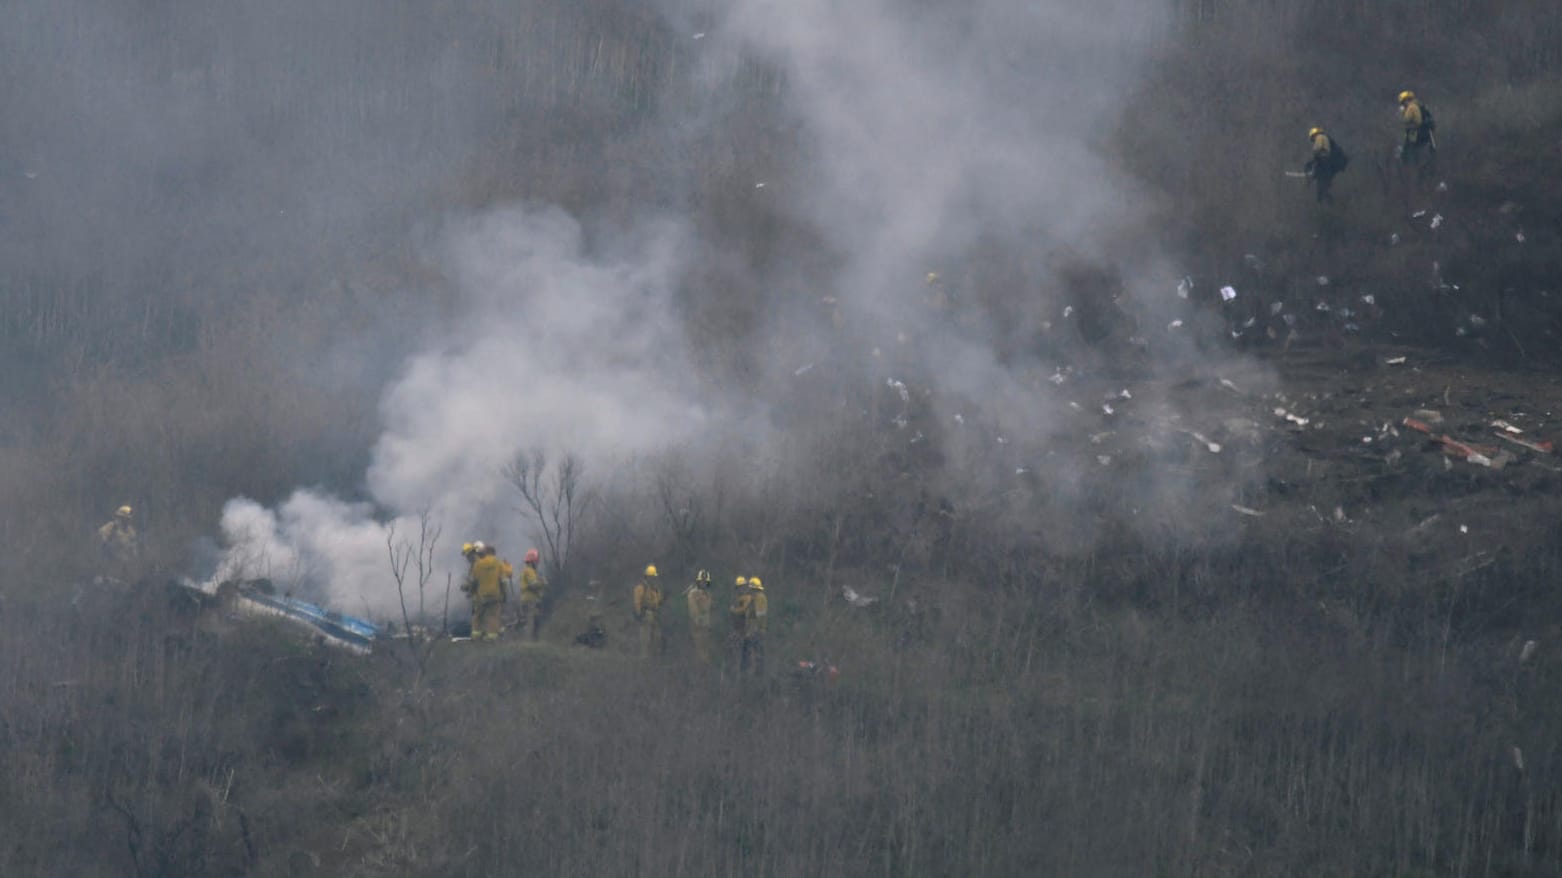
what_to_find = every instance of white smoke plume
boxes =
[206,207,715,615]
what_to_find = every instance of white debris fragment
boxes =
[24,171,38,180]
[1316,275,1330,286]
[1015,467,1029,475]
[1089,431,1115,445]
[1118,389,1132,400]
[1102,403,1115,416]
[1513,746,1525,773]
[1361,294,1376,305]
[1315,301,1331,312]
[692,31,707,39]
[1459,524,1469,534]
[1520,640,1538,663]
[1269,302,1284,315]
[886,378,910,402]
[842,586,878,607]
[1389,232,1400,245]
[909,431,925,444]
[1048,371,1067,385]
[1274,407,1310,427]
[1068,402,1082,411]
[754,182,767,189]
[1469,315,1487,328]
[1436,181,1448,192]
[1517,230,1527,243]
[1188,431,1221,453]
[1218,378,1241,395]
[1430,213,1443,230]
[996,436,1007,444]
[1231,504,1263,517]
[953,413,965,424]
[1332,506,1347,523]
[1412,210,1428,219]
[1062,305,1074,318]
[1492,420,1523,434]
[1384,356,1407,365]
[1177,277,1192,299]
[1168,319,1183,330]
[1219,286,1237,302]
[794,363,815,376]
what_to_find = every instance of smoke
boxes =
[200,0,1261,613]
[206,205,723,612]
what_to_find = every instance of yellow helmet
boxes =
[696,569,711,583]
[115,505,133,518]
[748,576,764,591]
[735,575,747,587]
[1398,90,1415,104]
[644,565,658,578]
[461,542,475,555]
[1308,126,1323,139]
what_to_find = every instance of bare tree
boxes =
[386,509,442,677]
[504,449,593,590]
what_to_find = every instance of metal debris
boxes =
[1520,640,1538,663]
[1231,504,1263,517]
[842,586,878,608]
[1177,277,1192,299]
[1430,213,1444,230]
[1220,286,1237,302]
[1275,408,1310,427]
[1385,356,1407,365]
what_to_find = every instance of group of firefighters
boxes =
[457,541,770,673]
[1302,88,1437,203]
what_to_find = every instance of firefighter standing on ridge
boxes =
[464,542,505,641]
[731,575,768,674]
[517,548,546,641]
[632,565,664,657]
[686,569,713,663]
[1303,126,1346,204]
[727,576,748,664]
[98,505,140,568]
[1397,90,1436,179]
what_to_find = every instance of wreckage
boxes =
[213,580,381,654]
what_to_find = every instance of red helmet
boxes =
[524,549,540,564]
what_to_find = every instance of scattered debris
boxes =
[842,586,878,608]
[1063,305,1075,318]
[1513,746,1525,773]
[1096,455,1112,466]
[1168,319,1184,331]
[1231,504,1264,517]
[1177,277,1192,299]
[1436,181,1449,192]
[1430,213,1444,230]
[1049,371,1068,385]
[692,31,707,39]
[1385,356,1407,365]
[1275,407,1310,427]
[1517,230,1527,244]
[1496,433,1554,455]
[1102,403,1115,416]
[886,378,910,402]
[1520,640,1539,663]
[1186,431,1221,454]
[754,182,767,189]
[1412,210,1428,219]
[794,363,815,377]
[1316,275,1330,286]
[1218,378,1242,395]
[1491,420,1524,435]
[1220,286,1237,302]
[1412,409,1443,425]
[1390,232,1400,246]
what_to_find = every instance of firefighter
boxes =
[97,505,140,574]
[728,576,749,664]
[1397,90,1435,168]
[1303,127,1341,204]
[517,548,546,640]
[632,565,663,658]
[740,576,768,675]
[686,569,714,663]
[464,542,504,641]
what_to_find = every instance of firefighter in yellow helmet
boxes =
[632,565,664,658]
[98,505,141,576]
[1397,89,1435,170]
[685,569,714,663]
[1302,126,1344,204]
[731,574,768,668]
[517,548,546,641]
[727,576,749,664]
[464,542,505,641]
